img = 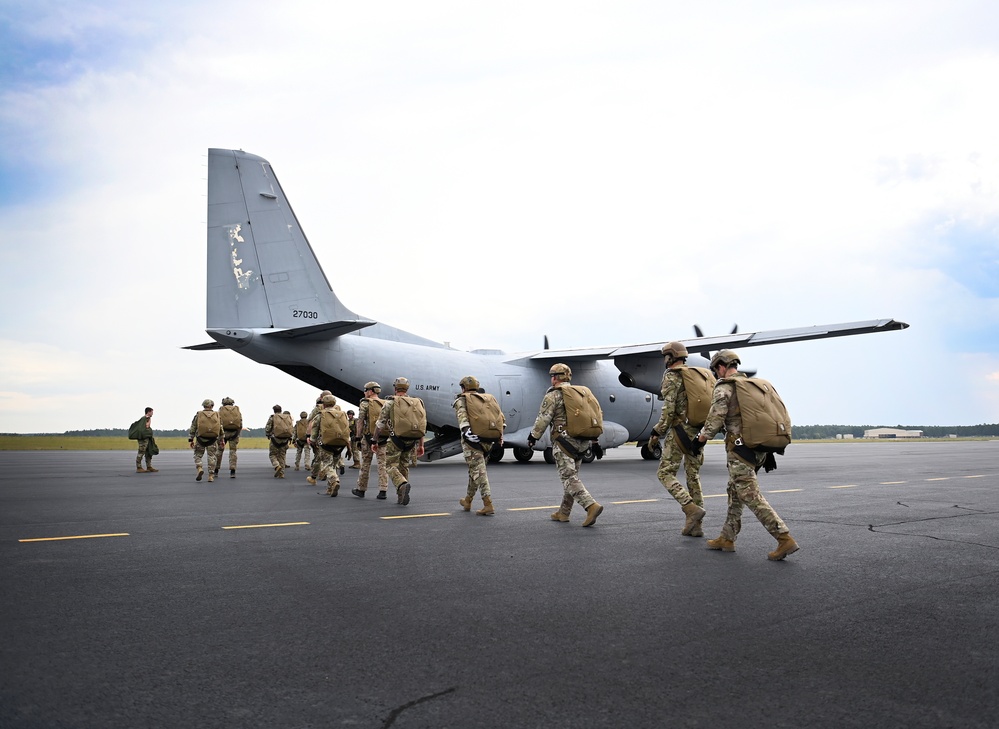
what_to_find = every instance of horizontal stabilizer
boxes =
[261,319,376,340]
[183,342,228,351]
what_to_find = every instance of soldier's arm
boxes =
[530,392,556,440]
[698,384,731,441]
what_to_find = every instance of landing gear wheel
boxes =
[543,447,556,465]
[641,442,662,460]
[581,448,595,464]
[513,447,534,463]
[487,445,504,463]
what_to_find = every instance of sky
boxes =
[1,0,998,433]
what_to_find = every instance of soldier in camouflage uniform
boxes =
[309,395,347,496]
[306,391,331,483]
[188,399,223,482]
[351,382,389,499]
[695,350,800,561]
[134,407,158,473]
[647,342,708,537]
[528,363,603,527]
[346,410,360,469]
[372,378,425,506]
[264,404,293,479]
[293,411,312,471]
[215,396,242,478]
[453,376,504,516]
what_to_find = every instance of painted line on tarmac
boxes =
[380,513,451,520]
[964,475,985,478]
[767,489,803,494]
[704,493,727,499]
[19,533,129,543]
[880,481,907,485]
[926,477,949,481]
[612,499,660,505]
[829,484,858,489]
[222,522,310,530]
[508,505,561,512]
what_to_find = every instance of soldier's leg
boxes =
[228,434,239,472]
[136,440,147,471]
[193,443,206,479]
[357,441,372,491]
[731,469,788,538]
[683,450,705,507]
[215,440,224,475]
[276,444,288,478]
[325,451,342,495]
[294,443,303,469]
[375,446,389,493]
[206,443,218,481]
[554,446,595,509]
[657,434,695,506]
[384,443,406,491]
[269,442,280,475]
[719,453,751,542]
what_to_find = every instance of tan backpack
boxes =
[727,376,792,453]
[271,412,294,440]
[319,408,350,449]
[219,404,242,432]
[196,410,220,439]
[678,366,716,428]
[366,398,385,435]
[295,419,308,441]
[392,396,427,439]
[464,392,505,441]
[560,384,603,438]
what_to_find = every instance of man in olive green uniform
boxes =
[352,382,389,499]
[346,410,359,469]
[293,411,312,471]
[647,342,708,537]
[695,350,800,561]
[188,399,223,482]
[306,391,332,483]
[528,363,603,527]
[264,404,294,479]
[453,376,504,516]
[309,395,347,496]
[215,396,242,478]
[134,407,158,473]
[372,377,425,506]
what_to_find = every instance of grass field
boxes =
[0,436,272,451]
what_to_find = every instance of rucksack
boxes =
[127,418,144,440]
[271,412,294,440]
[295,419,308,441]
[392,396,427,439]
[196,410,220,438]
[678,366,716,428]
[464,392,504,441]
[365,398,385,435]
[728,376,792,453]
[319,408,350,448]
[560,384,603,438]
[219,404,242,431]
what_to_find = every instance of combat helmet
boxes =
[709,349,741,371]
[202,398,214,409]
[661,341,688,362]
[321,394,336,406]
[459,375,480,391]
[222,397,234,406]
[300,411,308,419]
[549,363,572,381]
[364,381,381,393]
[393,377,410,391]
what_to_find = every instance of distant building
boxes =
[836,434,855,439]
[864,428,923,439]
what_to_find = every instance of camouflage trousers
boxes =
[461,441,491,499]
[294,439,312,469]
[136,438,153,468]
[718,449,789,542]
[315,447,344,492]
[193,440,218,474]
[552,443,597,517]
[657,429,704,507]
[218,431,240,470]
[357,440,388,492]
[382,440,414,490]
[268,439,290,474]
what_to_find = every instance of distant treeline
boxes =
[3,424,998,438]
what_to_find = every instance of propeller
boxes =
[692,323,738,361]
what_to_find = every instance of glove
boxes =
[592,442,604,460]
[527,434,537,448]
[648,430,660,445]
[688,437,704,456]
[461,427,480,444]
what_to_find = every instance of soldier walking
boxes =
[372,378,425,505]
[215,396,242,478]
[453,376,504,516]
[265,404,294,479]
[352,382,389,499]
[188,399,223,482]
[133,407,158,473]
[293,411,312,471]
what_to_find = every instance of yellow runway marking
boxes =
[222,522,310,530]
[19,533,129,543]
[704,493,727,499]
[880,481,906,485]
[829,485,857,489]
[380,513,451,520]
[767,489,803,494]
[612,499,659,505]
[963,475,985,479]
[926,477,949,482]
[508,505,561,512]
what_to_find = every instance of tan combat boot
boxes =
[681,502,706,536]
[582,502,604,527]
[550,510,569,522]
[145,466,158,472]
[136,467,147,473]
[476,496,495,516]
[306,476,316,485]
[207,473,215,483]
[706,536,736,552]
[768,533,800,561]
[459,495,473,512]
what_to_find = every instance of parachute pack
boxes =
[560,384,603,439]
[219,404,242,432]
[678,366,716,428]
[366,398,385,435]
[319,408,350,450]
[728,376,792,453]
[271,412,294,440]
[196,410,220,439]
[464,392,504,441]
[295,419,308,441]
[392,396,427,439]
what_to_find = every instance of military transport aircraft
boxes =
[186,149,908,463]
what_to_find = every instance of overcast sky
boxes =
[1,0,997,434]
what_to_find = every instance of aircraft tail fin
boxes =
[206,148,370,332]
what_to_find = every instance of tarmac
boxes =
[1,441,997,728]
